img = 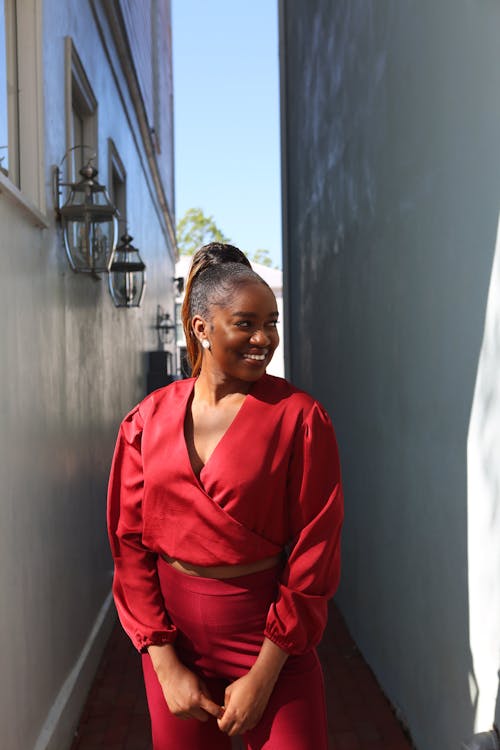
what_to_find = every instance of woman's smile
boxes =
[241,350,269,362]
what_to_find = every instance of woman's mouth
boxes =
[242,351,268,362]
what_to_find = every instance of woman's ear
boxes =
[191,315,208,342]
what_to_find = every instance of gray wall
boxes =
[0,2,175,749]
[281,1,500,748]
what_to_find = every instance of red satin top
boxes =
[107,374,343,655]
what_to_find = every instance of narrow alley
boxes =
[70,604,413,750]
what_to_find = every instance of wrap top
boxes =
[107,373,343,655]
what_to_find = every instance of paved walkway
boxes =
[70,604,414,750]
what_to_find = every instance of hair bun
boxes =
[190,242,251,277]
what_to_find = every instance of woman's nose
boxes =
[250,328,271,345]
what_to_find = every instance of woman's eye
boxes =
[235,321,250,328]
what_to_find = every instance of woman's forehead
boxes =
[218,281,277,311]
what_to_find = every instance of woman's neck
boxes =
[194,369,254,405]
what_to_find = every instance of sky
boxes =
[172,0,282,268]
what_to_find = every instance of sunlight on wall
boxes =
[467,211,500,731]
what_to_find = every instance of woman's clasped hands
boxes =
[217,668,275,736]
[217,637,287,736]
[149,636,286,736]
[148,644,222,722]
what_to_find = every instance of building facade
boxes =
[0,2,175,749]
[280,2,500,749]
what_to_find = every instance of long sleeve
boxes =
[107,406,177,652]
[264,401,344,655]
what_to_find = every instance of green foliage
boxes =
[249,248,274,268]
[176,208,230,256]
[176,208,280,268]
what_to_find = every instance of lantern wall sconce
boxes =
[53,146,119,274]
[109,233,146,308]
[174,276,184,295]
[155,305,176,348]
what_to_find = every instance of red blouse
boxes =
[107,374,343,655]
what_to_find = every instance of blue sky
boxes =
[172,0,282,268]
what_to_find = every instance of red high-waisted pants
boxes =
[142,558,328,749]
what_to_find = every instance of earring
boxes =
[201,339,210,350]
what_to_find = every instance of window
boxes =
[0,0,45,214]
[0,0,19,182]
[65,37,97,181]
[108,139,126,228]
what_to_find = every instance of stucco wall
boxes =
[281,1,500,748]
[0,2,174,749]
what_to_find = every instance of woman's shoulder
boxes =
[122,378,195,426]
[258,374,327,417]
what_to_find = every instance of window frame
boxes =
[0,0,19,182]
[108,138,127,230]
[64,37,98,183]
[0,0,45,217]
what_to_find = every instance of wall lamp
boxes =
[109,233,146,308]
[53,147,118,274]
[174,276,184,295]
[155,305,176,347]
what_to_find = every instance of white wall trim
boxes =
[0,171,50,228]
[32,592,116,750]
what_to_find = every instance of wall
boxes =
[280,1,500,748]
[0,2,175,749]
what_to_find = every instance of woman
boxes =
[107,243,344,749]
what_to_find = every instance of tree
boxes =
[176,207,230,256]
[249,248,274,268]
[176,208,279,268]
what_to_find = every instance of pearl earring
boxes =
[201,339,210,350]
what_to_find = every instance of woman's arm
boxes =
[218,401,343,737]
[265,401,344,654]
[107,407,177,651]
[148,644,223,722]
[217,637,288,736]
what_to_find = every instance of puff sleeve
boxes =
[264,401,344,654]
[107,406,177,652]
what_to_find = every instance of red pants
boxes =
[142,559,328,749]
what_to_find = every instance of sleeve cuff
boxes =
[264,624,312,656]
[133,626,177,653]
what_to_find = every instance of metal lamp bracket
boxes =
[52,144,97,213]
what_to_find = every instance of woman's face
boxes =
[196,281,279,382]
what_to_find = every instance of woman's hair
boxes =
[181,242,268,377]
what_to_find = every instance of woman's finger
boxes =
[198,694,224,719]
[187,706,211,722]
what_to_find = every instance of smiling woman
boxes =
[190,272,279,382]
[107,243,344,749]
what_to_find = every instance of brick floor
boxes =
[70,604,414,750]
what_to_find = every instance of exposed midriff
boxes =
[160,553,282,579]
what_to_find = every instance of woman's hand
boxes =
[217,670,274,735]
[217,637,288,736]
[148,644,222,722]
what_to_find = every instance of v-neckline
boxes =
[182,376,260,489]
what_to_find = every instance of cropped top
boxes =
[107,374,344,655]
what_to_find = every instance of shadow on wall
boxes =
[281,3,500,748]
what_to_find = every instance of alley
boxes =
[70,604,413,750]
